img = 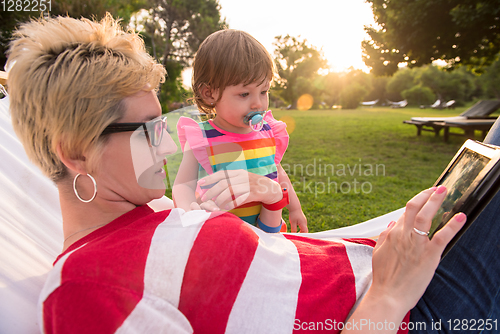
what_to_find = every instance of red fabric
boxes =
[343,237,377,247]
[178,214,259,333]
[43,281,143,334]
[44,206,169,333]
[285,235,357,334]
[41,207,394,333]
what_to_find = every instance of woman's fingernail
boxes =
[455,213,466,222]
[436,185,446,194]
[387,220,396,228]
[198,179,206,185]
[429,186,437,192]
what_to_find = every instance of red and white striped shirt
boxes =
[39,205,408,333]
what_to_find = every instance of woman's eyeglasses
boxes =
[101,115,167,147]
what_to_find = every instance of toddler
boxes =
[173,29,307,233]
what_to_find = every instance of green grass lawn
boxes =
[166,105,488,232]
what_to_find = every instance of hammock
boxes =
[0,94,402,333]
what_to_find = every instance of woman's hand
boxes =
[370,185,467,311]
[343,186,467,333]
[198,169,282,211]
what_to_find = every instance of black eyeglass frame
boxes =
[101,116,167,147]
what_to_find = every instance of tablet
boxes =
[429,139,500,258]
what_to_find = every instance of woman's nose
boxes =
[156,129,178,157]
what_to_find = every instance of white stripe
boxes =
[225,228,302,334]
[337,239,373,318]
[117,209,212,333]
[142,209,210,308]
[115,294,193,334]
[38,245,85,333]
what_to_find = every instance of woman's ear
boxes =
[56,142,87,175]
[200,84,218,105]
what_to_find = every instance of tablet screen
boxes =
[429,148,490,237]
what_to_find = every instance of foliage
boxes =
[132,0,225,107]
[1,1,224,109]
[160,60,189,111]
[363,0,500,75]
[402,85,435,106]
[364,75,390,102]
[1,11,30,70]
[0,0,145,70]
[317,68,372,108]
[416,65,477,104]
[386,68,416,101]
[479,55,500,99]
[273,35,328,108]
[142,0,225,64]
[384,65,478,105]
[51,0,146,23]
[340,83,368,109]
[319,72,342,107]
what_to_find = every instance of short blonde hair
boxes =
[7,14,166,182]
[192,29,275,115]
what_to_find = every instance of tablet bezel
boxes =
[429,140,500,258]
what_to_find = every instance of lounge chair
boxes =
[430,99,441,109]
[403,100,500,142]
[0,91,402,333]
[389,99,408,108]
[443,100,456,109]
[423,100,456,110]
[361,99,379,107]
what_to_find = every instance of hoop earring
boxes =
[73,173,97,203]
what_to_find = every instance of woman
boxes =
[7,15,499,333]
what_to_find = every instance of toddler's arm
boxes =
[172,142,201,211]
[277,164,308,232]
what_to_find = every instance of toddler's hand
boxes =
[189,202,201,211]
[188,201,220,212]
[289,209,308,233]
[197,200,221,212]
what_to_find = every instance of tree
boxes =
[1,1,145,70]
[416,65,476,104]
[320,72,342,107]
[273,35,328,109]
[1,11,31,70]
[386,68,416,101]
[401,85,435,106]
[319,68,373,108]
[363,0,500,75]
[51,0,145,23]
[138,0,226,108]
[340,83,368,109]
[479,55,500,99]
[339,68,371,109]
[364,75,390,102]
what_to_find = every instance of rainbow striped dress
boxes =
[177,111,289,225]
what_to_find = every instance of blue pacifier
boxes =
[243,110,267,132]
